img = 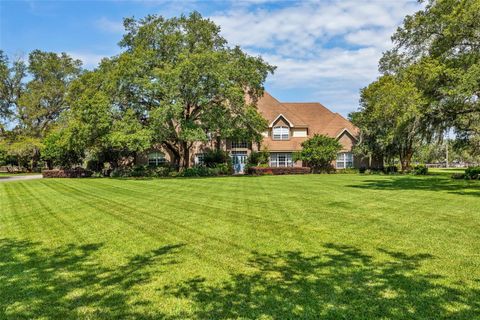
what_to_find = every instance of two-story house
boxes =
[139,92,362,173]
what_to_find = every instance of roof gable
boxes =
[269,114,294,128]
[254,92,358,138]
[335,128,358,141]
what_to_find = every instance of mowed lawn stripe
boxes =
[1,174,479,319]
[21,181,87,242]
[86,178,331,242]
[39,175,480,258]
[57,176,480,272]
[37,180,151,247]
[47,179,267,272]
[92,177,358,250]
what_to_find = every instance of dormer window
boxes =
[272,126,289,140]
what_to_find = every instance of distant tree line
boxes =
[350,0,480,170]
[0,12,274,171]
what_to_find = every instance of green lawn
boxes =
[1,174,479,319]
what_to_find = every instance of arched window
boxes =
[272,126,289,140]
[148,152,166,166]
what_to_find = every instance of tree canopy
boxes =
[66,12,274,169]
[1,12,275,171]
[294,134,342,173]
[0,50,82,170]
[352,0,480,169]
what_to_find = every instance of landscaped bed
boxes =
[1,173,479,319]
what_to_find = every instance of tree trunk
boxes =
[31,147,41,172]
[400,149,413,171]
[181,141,190,169]
[371,152,384,170]
[162,142,181,171]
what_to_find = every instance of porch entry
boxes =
[231,151,247,174]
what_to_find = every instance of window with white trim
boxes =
[148,152,166,166]
[231,140,249,149]
[272,126,290,140]
[336,152,354,169]
[270,153,293,167]
[194,153,205,165]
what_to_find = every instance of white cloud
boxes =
[87,1,421,116]
[210,0,422,115]
[96,17,124,33]
[68,52,109,69]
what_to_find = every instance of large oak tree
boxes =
[352,0,480,168]
[0,50,82,170]
[70,12,275,169]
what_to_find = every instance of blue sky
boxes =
[0,0,421,116]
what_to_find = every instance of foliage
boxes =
[213,163,233,175]
[110,165,172,178]
[42,129,84,169]
[178,164,232,177]
[0,51,26,131]
[16,50,82,138]
[0,50,82,170]
[58,12,273,170]
[178,166,219,177]
[351,74,427,171]
[65,67,153,169]
[294,134,342,173]
[451,172,466,180]
[245,149,270,169]
[118,12,273,168]
[108,162,231,178]
[412,142,447,164]
[353,0,480,169]
[0,134,43,171]
[248,166,311,175]
[42,168,92,178]
[465,167,480,180]
[412,165,428,176]
[383,0,480,149]
[336,168,359,174]
[202,149,231,168]
[383,165,399,175]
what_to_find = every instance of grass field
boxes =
[1,173,479,319]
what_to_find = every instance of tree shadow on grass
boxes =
[348,176,480,197]
[165,243,479,319]
[0,238,184,319]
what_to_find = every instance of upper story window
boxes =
[148,152,166,166]
[231,140,249,149]
[272,126,289,140]
[336,152,353,169]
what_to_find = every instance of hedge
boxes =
[248,166,311,175]
[42,168,93,178]
[465,166,480,180]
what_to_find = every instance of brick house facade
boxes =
[138,92,366,173]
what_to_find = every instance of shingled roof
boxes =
[255,92,308,127]
[254,92,359,151]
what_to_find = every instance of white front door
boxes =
[231,151,247,174]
